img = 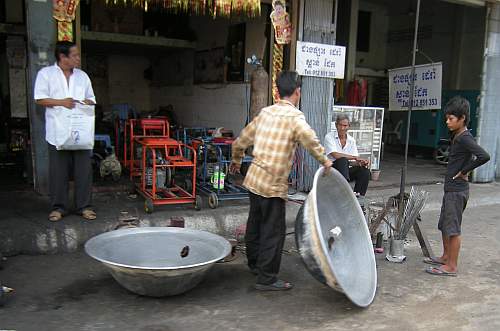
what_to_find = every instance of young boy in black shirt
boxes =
[425,96,490,276]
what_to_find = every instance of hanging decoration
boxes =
[272,44,283,103]
[102,0,260,19]
[270,0,292,103]
[53,0,80,41]
[270,0,291,45]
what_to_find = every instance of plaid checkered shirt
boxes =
[232,100,329,199]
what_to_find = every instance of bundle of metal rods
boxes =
[394,186,428,240]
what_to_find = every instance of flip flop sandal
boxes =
[425,266,457,277]
[81,209,97,221]
[48,211,63,222]
[254,279,294,291]
[423,257,446,266]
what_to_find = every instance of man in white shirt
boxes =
[324,114,370,199]
[34,41,96,222]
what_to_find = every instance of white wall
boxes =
[189,16,230,51]
[85,53,152,113]
[151,84,249,134]
[149,15,267,135]
[107,55,151,112]
[244,12,268,77]
[188,13,268,77]
[357,0,389,71]
[84,14,266,134]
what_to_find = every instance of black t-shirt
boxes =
[444,130,490,192]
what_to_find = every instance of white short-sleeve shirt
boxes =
[324,131,359,161]
[34,63,96,146]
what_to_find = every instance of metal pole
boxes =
[398,0,421,221]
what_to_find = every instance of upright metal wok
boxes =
[85,227,231,297]
[295,168,377,307]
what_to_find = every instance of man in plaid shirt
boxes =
[230,71,332,291]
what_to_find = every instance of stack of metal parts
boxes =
[394,186,429,240]
[386,186,429,263]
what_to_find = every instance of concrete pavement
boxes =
[1,153,499,255]
[0,203,499,330]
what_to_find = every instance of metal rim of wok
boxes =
[300,168,377,307]
[84,227,232,270]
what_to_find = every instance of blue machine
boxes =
[94,134,112,150]
[175,127,214,158]
[176,127,214,145]
[399,90,479,164]
[197,142,251,209]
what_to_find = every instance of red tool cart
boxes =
[127,118,170,178]
[134,137,201,213]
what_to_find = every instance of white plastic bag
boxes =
[54,104,95,150]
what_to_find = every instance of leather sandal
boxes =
[423,257,446,266]
[81,209,97,221]
[48,211,63,222]
[254,279,294,291]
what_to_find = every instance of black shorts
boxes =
[438,190,469,236]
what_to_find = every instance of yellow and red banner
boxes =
[53,0,80,41]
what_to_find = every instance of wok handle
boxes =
[328,226,342,250]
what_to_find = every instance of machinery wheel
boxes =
[433,144,450,165]
[165,168,173,187]
[129,183,137,195]
[184,178,193,192]
[144,198,154,214]
[208,192,219,209]
[195,195,202,211]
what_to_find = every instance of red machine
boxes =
[126,119,170,178]
[135,137,201,213]
[116,118,170,170]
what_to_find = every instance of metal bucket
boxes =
[389,239,405,257]
[85,227,231,297]
[295,168,377,307]
[386,238,406,263]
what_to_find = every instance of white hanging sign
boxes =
[388,62,442,111]
[296,41,346,79]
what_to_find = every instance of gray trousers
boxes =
[48,144,93,214]
[245,192,286,285]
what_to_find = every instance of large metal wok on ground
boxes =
[85,227,231,297]
[295,168,377,307]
